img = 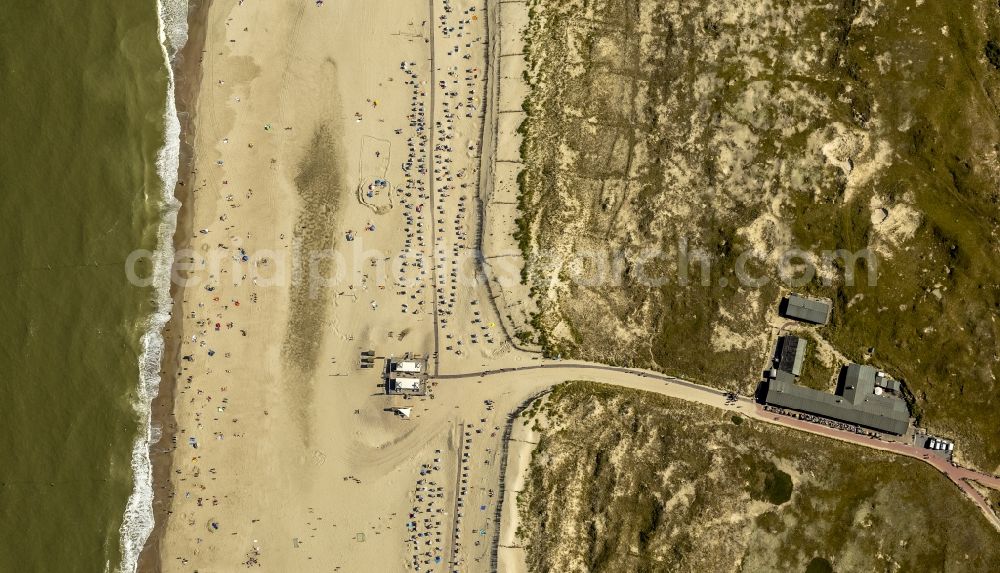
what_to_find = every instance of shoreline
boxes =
[137,0,212,570]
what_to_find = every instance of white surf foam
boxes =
[117,0,188,571]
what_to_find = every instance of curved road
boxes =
[433,360,1000,533]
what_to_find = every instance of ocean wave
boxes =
[117,0,188,571]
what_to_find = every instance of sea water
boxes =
[0,0,186,570]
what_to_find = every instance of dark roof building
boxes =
[775,336,807,376]
[780,294,831,325]
[764,363,909,435]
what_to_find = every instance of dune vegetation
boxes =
[514,0,1000,470]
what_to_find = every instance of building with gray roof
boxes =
[764,363,909,435]
[775,336,807,376]
[780,294,831,325]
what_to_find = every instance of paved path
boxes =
[426,0,441,377]
[434,360,1000,534]
[437,362,730,397]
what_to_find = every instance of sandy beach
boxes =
[147,0,527,569]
